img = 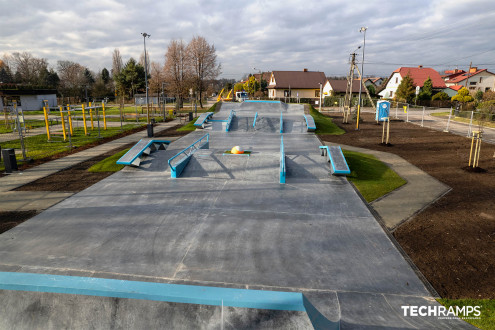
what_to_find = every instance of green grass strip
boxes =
[309,105,345,135]
[437,299,495,330]
[88,149,129,173]
[343,149,406,202]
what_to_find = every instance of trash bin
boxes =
[147,123,154,138]
[188,112,193,122]
[2,148,18,173]
[169,109,174,117]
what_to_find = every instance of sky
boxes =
[1,0,495,80]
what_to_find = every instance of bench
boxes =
[303,115,316,132]
[193,112,214,128]
[116,139,170,167]
[168,133,209,178]
[280,136,286,184]
[319,146,351,176]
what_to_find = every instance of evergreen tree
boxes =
[395,74,415,103]
[419,77,433,100]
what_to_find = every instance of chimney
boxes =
[303,68,308,72]
[469,67,477,73]
[418,65,423,69]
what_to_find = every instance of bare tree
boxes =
[112,49,123,79]
[164,39,191,109]
[187,36,221,107]
[7,52,49,85]
[57,60,86,103]
[149,61,164,94]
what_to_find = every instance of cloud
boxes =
[1,0,495,79]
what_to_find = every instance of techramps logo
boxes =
[401,305,481,320]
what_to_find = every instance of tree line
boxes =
[112,35,221,108]
[0,35,221,107]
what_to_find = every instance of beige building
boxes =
[267,70,326,100]
[444,67,495,93]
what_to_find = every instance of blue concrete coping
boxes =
[168,134,209,178]
[116,139,171,165]
[244,100,281,103]
[0,272,339,329]
[280,112,283,134]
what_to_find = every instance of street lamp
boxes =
[141,32,150,125]
[356,27,367,130]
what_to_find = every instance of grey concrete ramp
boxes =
[254,116,279,133]
[0,290,312,329]
[228,116,254,132]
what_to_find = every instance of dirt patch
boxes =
[0,210,39,234]
[320,112,495,299]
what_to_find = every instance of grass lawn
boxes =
[310,105,345,135]
[177,117,198,131]
[343,149,406,202]
[0,124,144,172]
[438,299,495,330]
[0,119,59,134]
[88,149,129,172]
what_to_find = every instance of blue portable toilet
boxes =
[376,100,390,122]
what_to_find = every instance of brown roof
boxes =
[253,72,272,83]
[328,79,362,93]
[269,71,326,89]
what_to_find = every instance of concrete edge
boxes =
[346,180,441,299]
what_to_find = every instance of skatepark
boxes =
[0,101,472,328]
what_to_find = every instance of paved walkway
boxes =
[325,142,451,230]
[0,120,181,212]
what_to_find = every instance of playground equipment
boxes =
[468,131,482,168]
[223,89,233,101]
[381,117,391,145]
[216,88,225,102]
[43,102,107,141]
[168,133,209,178]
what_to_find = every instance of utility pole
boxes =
[343,52,357,124]
[356,27,367,130]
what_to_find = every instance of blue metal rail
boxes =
[168,134,209,178]
[244,100,281,104]
[280,112,283,134]
[225,110,236,132]
[253,112,258,128]
[280,136,286,184]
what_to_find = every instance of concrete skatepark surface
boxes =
[0,102,472,329]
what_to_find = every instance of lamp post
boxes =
[253,67,263,99]
[141,32,150,126]
[356,26,367,130]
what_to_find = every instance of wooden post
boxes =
[386,117,390,145]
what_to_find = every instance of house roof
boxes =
[449,85,463,91]
[445,69,492,83]
[393,67,446,88]
[327,79,361,93]
[269,71,326,89]
[253,72,272,83]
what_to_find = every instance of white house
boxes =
[379,66,446,99]
[444,67,495,93]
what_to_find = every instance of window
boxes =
[479,77,482,83]
[395,77,398,84]
[390,91,394,97]
[315,90,320,98]
[469,87,475,90]
[470,81,476,86]
[486,88,491,92]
